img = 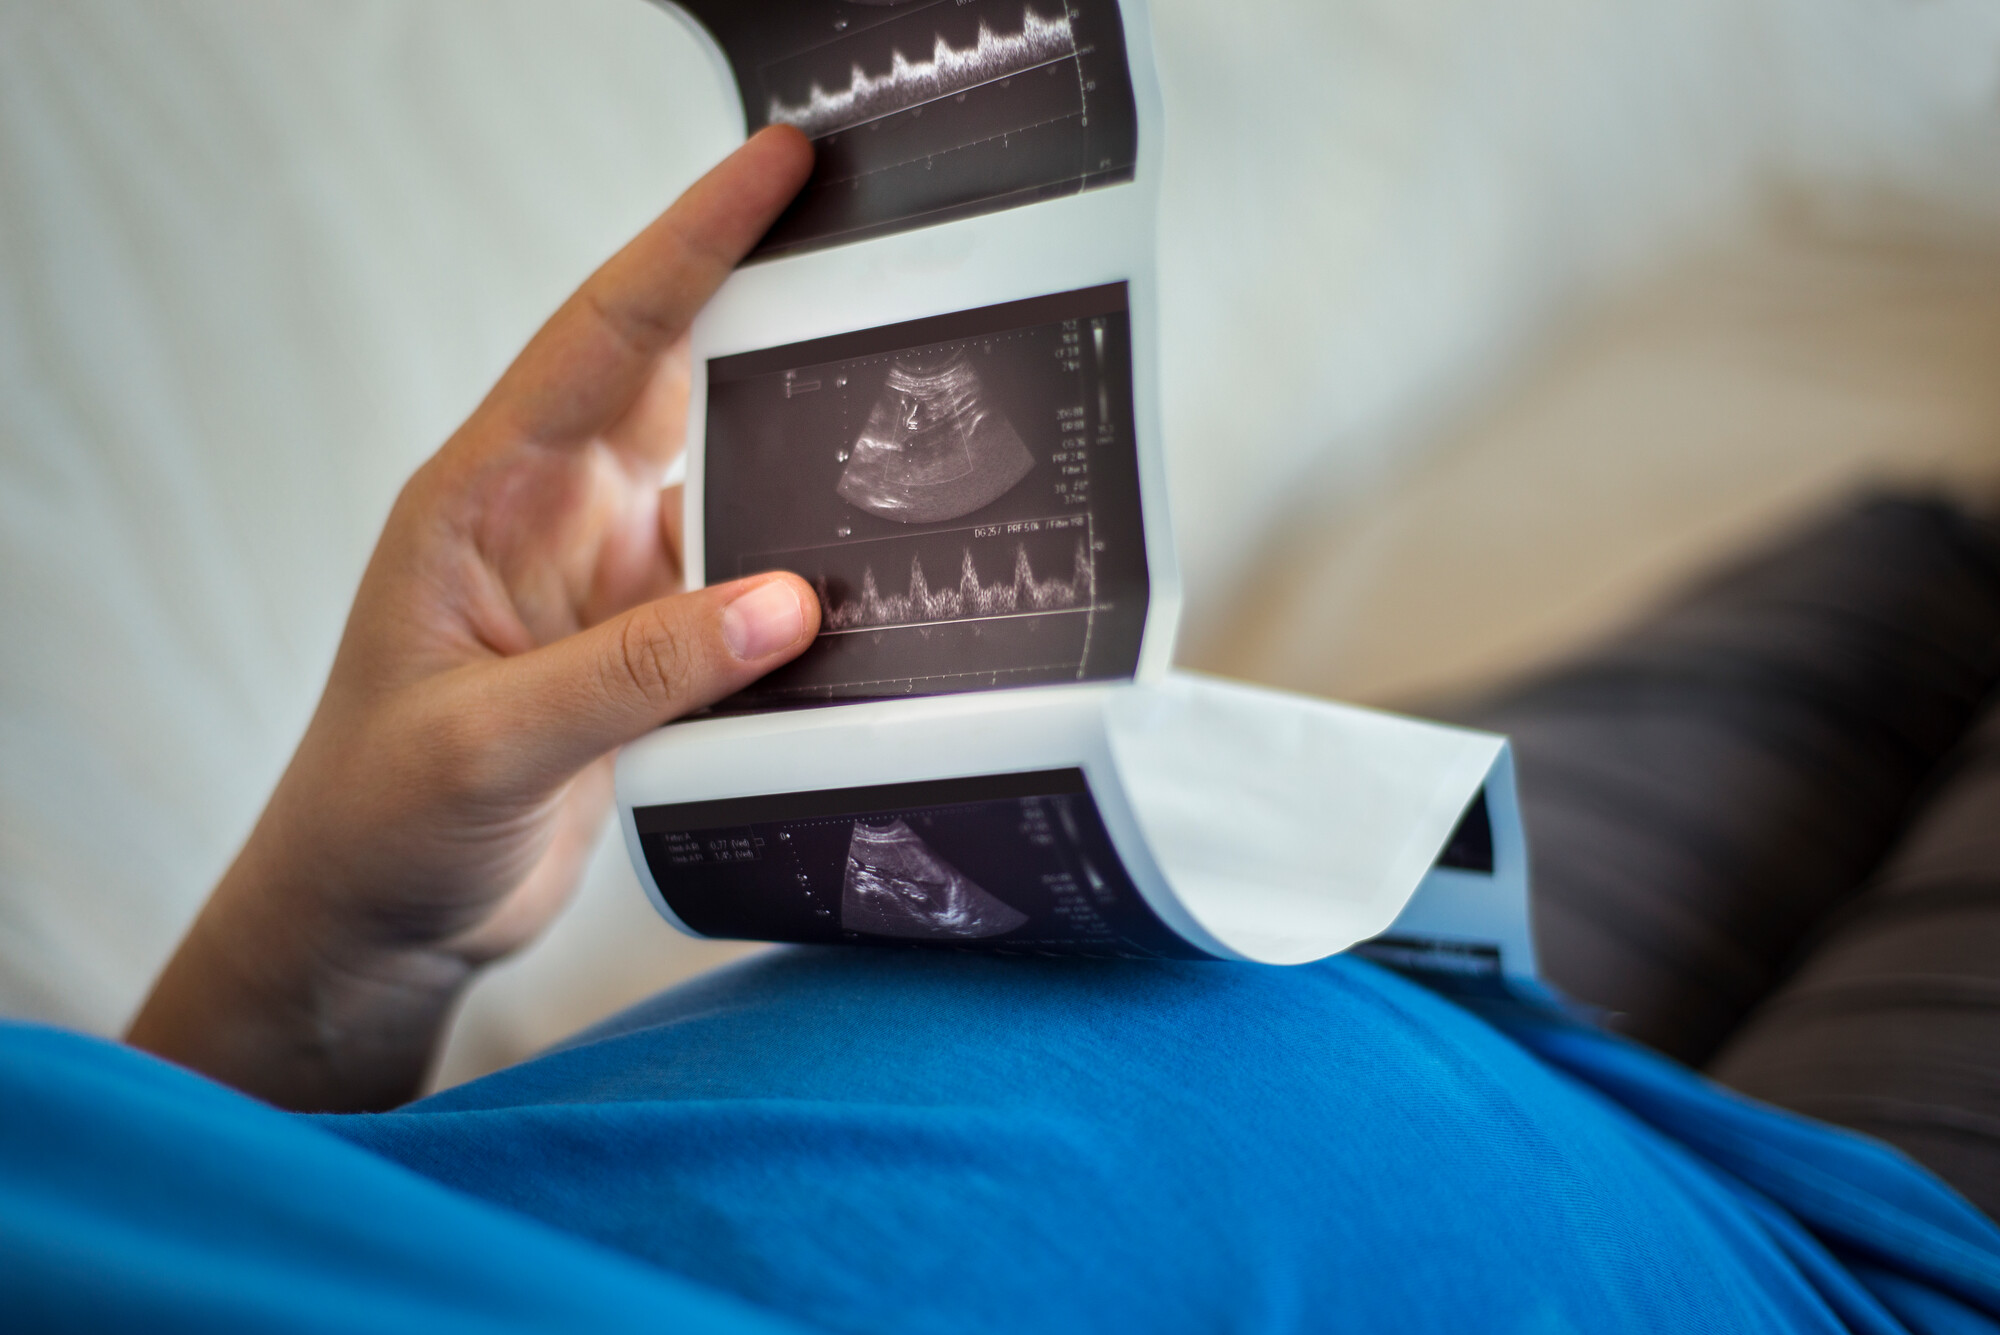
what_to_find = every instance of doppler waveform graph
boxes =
[822,536,1094,633]
[765,6,1080,140]
[750,517,1097,637]
[759,0,1089,167]
[679,0,1138,255]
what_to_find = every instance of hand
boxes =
[128,127,820,1112]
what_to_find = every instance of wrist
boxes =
[129,829,475,1112]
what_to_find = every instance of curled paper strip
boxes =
[621,0,1539,986]
[621,674,1536,978]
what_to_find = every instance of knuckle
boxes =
[582,285,681,362]
[613,607,698,716]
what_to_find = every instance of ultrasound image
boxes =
[668,0,1140,257]
[841,818,1030,938]
[705,284,1148,709]
[837,352,1035,523]
[635,770,1209,958]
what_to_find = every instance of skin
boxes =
[128,126,820,1113]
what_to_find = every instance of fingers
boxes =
[480,126,813,447]
[481,572,819,783]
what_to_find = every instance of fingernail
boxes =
[721,580,807,660]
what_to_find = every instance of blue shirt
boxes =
[5,950,1998,1332]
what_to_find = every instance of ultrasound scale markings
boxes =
[764,6,1080,141]
[756,661,1087,696]
[1063,0,1096,132]
[754,0,955,66]
[766,326,1041,399]
[781,169,1109,253]
[802,106,1091,190]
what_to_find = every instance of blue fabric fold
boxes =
[0,1022,806,1333]
[4,949,1998,1333]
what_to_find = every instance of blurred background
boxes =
[4,0,2000,1088]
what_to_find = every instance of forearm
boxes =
[127,847,470,1112]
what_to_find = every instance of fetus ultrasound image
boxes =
[705,284,1149,709]
[840,818,1031,938]
[837,351,1034,522]
[635,770,1209,958]
[671,0,1140,257]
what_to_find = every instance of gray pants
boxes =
[1459,497,2000,1219]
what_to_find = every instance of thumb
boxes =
[485,573,818,781]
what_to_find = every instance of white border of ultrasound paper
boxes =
[1374,745,1539,982]
[616,686,1240,959]
[665,0,1181,681]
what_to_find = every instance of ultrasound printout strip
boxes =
[635,768,1209,959]
[615,1,1541,988]
[665,0,1141,257]
[633,769,1088,834]
[704,284,1148,710]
